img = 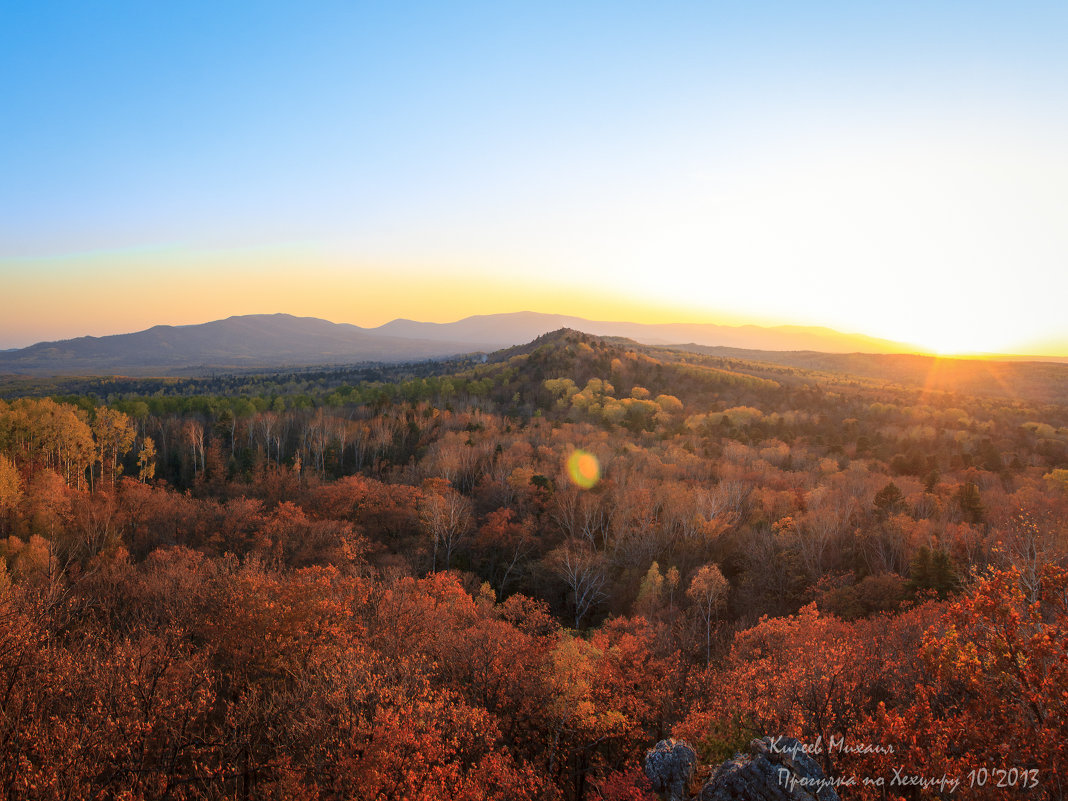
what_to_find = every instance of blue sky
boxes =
[2,1,1067,353]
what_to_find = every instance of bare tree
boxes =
[419,485,473,571]
[547,541,608,629]
[551,487,611,549]
[687,563,729,664]
[182,419,206,477]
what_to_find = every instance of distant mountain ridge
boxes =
[0,311,965,376]
[375,311,921,354]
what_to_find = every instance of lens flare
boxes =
[566,449,600,489]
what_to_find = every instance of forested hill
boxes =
[3,327,1067,413]
[0,329,781,409]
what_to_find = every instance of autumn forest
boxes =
[1,329,1066,800]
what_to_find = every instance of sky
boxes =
[2,1,1067,355]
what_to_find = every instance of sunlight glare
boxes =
[566,450,601,490]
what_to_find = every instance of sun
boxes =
[926,336,976,357]
[893,321,1006,358]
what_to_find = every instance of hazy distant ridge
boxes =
[0,311,928,376]
[376,312,921,354]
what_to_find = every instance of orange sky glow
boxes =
[2,242,1066,358]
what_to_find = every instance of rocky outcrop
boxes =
[644,738,698,801]
[698,736,840,801]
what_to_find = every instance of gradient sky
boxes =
[2,1,1066,355]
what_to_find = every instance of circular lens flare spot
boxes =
[567,450,600,489]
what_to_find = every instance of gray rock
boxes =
[644,738,698,801]
[698,737,840,801]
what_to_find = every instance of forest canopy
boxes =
[0,330,1065,800]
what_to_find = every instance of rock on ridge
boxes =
[644,738,697,801]
[698,736,840,801]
